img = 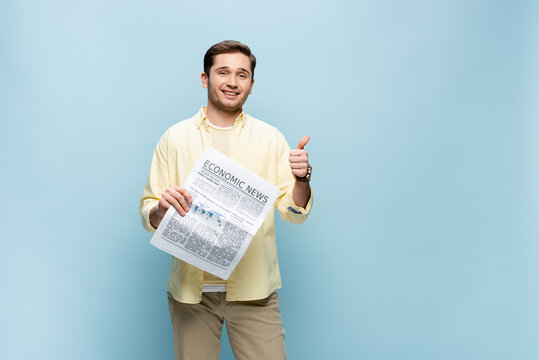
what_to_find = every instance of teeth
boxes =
[224,91,237,95]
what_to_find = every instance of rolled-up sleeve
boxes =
[274,132,313,225]
[139,131,170,233]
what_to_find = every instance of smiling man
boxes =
[140,40,313,360]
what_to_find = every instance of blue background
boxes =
[1,1,538,359]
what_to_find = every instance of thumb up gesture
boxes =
[289,135,311,181]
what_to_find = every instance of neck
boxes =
[205,103,242,127]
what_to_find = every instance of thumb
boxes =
[296,135,310,150]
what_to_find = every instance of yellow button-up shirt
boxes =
[140,107,313,303]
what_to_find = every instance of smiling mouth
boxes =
[222,90,239,96]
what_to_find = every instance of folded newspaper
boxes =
[150,147,280,279]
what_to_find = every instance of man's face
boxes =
[201,52,254,113]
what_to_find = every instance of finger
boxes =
[290,163,308,169]
[163,193,186,216]
[292,168,308,177]
[289,149,307,156]
[296,135,310,150]
[174,187,193,203]
[170,191,190,213]
[289,155,308,163]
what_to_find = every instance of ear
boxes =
[249,78,255,95]
[201,72,209,88]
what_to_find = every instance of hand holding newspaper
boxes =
[150,147,280,279]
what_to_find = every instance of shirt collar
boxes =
[195,106,246,129]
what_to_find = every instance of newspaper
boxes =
[150,147,280,280]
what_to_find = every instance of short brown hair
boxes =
[203,40,257,79]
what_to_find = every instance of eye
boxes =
[238,73,247,79]
[218,71,227,76]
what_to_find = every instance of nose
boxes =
[226,75,238,87]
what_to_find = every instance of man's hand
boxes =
[149,186,193,229]
[289,135,310,178]
[290,135,311,208]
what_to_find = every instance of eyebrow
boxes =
[215,66,251,75]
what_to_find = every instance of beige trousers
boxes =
[167,291,287,360]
